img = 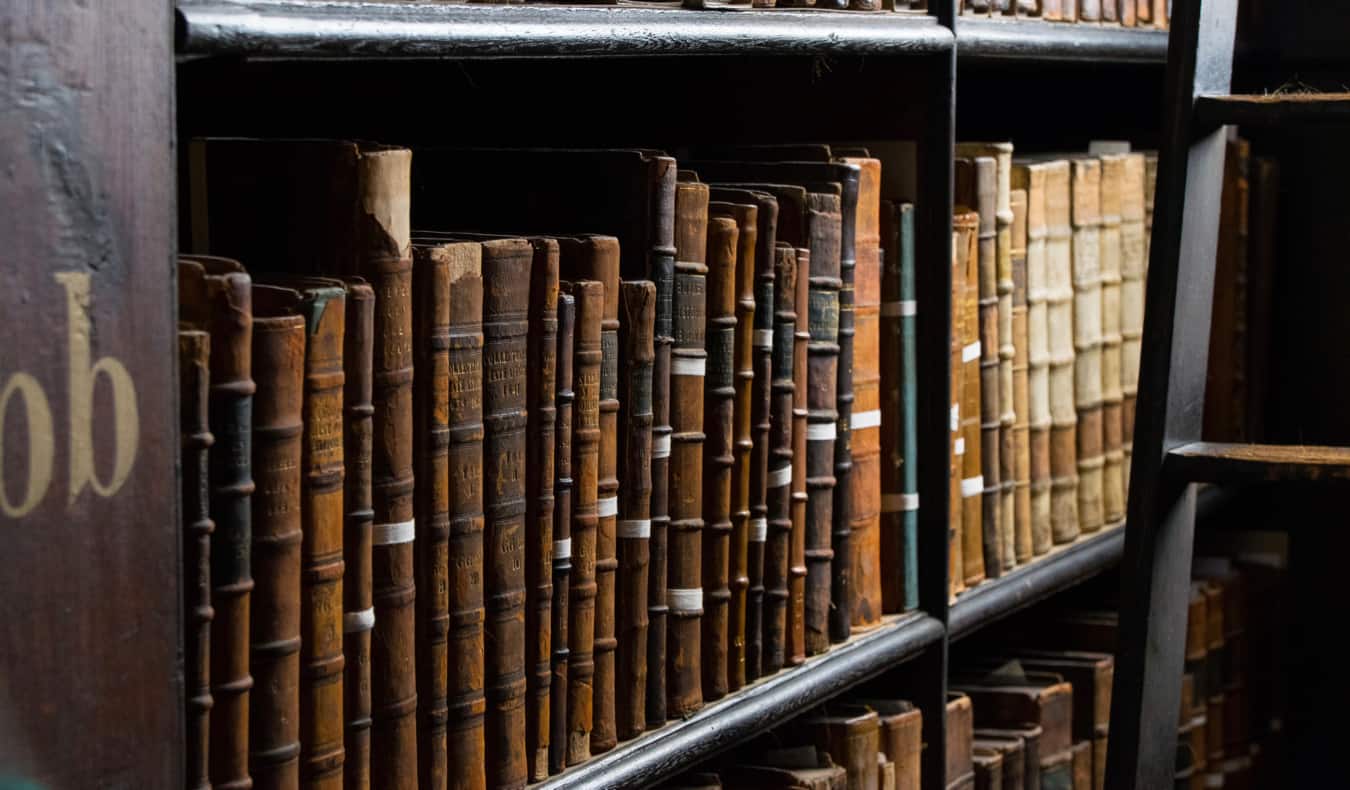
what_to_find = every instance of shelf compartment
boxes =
[956,17,1167,63]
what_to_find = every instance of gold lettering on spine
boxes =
[0,373,54,518]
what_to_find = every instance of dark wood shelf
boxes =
[537,613,944,790]
[947,527,1125,641]
[956,16,1167,62]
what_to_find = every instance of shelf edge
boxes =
[956,17,1168,63]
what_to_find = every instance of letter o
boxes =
[0,373,55,518]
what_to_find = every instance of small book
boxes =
[764,243,799,675]
[880,202,920,613]
[550,293,577,775]
[975,725,1042,790]
[951,671,1075,783]
[973,736,1024,790]
[954,209,985,588]
[1009,189,1034,563]
[806,706,883,790]
[1071,740,1092,790]
[973,746,1004,790]
[947,692,976,790]
[858,699,922,790]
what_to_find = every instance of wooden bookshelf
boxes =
[956,16,1168,62]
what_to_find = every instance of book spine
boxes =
[594,247,622,757]
[765,244,797,673]
[1018,167,1053,556]
[1119,154,1147,495]
[549,294,576,776]
[1010,190,1034,565]
[526,240,560,780]
[340,281,375,790]
[295,288,348,790]
[482,241,531,789]
[1122,0,1136,24]
[726,205,757,692]
[995,153,1017,574]
[1044,163,1081,545]
[180,329,215,790]
[668,180,707,717]
[950,222,967,600]
[789,245,811,665]
[250,302,306,789]
[1071,159,1105,535]
[955,211,985,588]
[805,193,842,656]
[1098,155,1127,528]
[566,280,603,764]
[747,205,776,683]
[882,204,920,612]
[831,192,856,647]
[617,280,656,740]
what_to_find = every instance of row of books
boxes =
[959,0,1169,25]
[178,140,924,789]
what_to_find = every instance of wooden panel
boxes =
[1166,441,1350,483]
[1194,92,1350,129]
[0,1,179,787]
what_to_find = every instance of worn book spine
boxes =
[180,329,215,790]
[549,294,575,776]
[1010,190,1034,565]
[1122,0,1136,25]
[747,201,775,683]
[340,281,375,790]
[249,289,306,790]
[832,184,857,648]
[566,280,603,762]
[1042,161,1080,545]
[1013,165,1053,556]
[811,708,883,790]
[526,239,560,778]
[668,178,708,717]
[1070,158,1105,535]
[1101,0,1117,21]
[947,227,965,600]
[1119,153,1146,495]
[617,281,656,740]
[880,202,919,613]
[1097,154,1127,527]
[866,700,923,790]
[955,209,985,588]
[1205,138,1249,445]
[765,243,797,673]
[1247,157,1278,445]
[789,245,811,666]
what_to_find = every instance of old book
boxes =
[249,284,306,789]
[1122,0,1136,24]
[954,209,985,587]
[810,707,883,790]
[949,226,966,601]
[790,243,812,666]
[1009,189,1033,564]
[976,726,1042,790]
[973,747,1004,790]
[1079,0,1101,21]
[1042,0,1063,20]
[947,692,976,790]
[764,243,798,674]
[730,746,848,789]
[669,176,708,717]
[178,258,254,790]
[1096,154,1127,527]
[953,671,1075,782]
[830,172,858,648]
[1116,152,1146,496]
[1005,651,1113,790]
[1101,0,1117,21]
[1246,157,1279,444]
[880,202,920,613]
[179,328,215,790]
[1071,741,1092,790]
[617,281,656,740]
[957,157,1002,580]
[1068,157,1105,535]
[565,279,603,762]
[860,699,922,790]
[550,293,576,776]
[559,236,621,756]
[973,736,1024,790]
[1205,138,1250,444]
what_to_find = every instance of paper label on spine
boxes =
[881,300,917,317]
[372,519,415,545]
[343,607,375,633]
[951,404,960,431]
[955,438,965,456]
[553,537,572,559]
[672,356,706,377]
[961,476,984,497]
[882,493,920,513]
[749,517,768,542]
[755,329,774,348]
[652,434,671,458]
[963,341,982,362]
[807,422,837,441]
[618,520,651,539]
[667,587,703,613]
[851,409,882,430]
[597,496,618,518]
[768,464,792,489]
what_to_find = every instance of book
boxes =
[1009,189,1034,563]
[1008,651,1114,790]
[1096,152,1127,527]
[809,707,882,790]
[1118,153,1147,492]
[973,736,1023,790]
[178,328,215,790]
[949,224,966,601]
[178,257,254,790]
[1040,160,1081,545]
[565,279,604,762]
[790,242,812,666]
[947,692,976,790]
[617,280,657,740]
[954,209,985,588]
[248,284,306,790]
[1205,138,1251,444]
[1069,157,1105,535]
[550,293,576,776]
[1071,741,1092,790]
[1246,157,1279,445]
[765,243,798,675]
[975,725,1042,790]
[830,170,859,648]
[880,202,920,613]
[730,747,848,789]
[973,747,1003,790]
[859,699,922,790]
[952,671,1075,786]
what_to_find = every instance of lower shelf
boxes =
[538,611,944,789]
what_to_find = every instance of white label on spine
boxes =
[618,520,651,539]
[882,493,920,513]
[667,587,703,612]
[749,517,768,542]
[755,329,774,348]
[652,434,671,458]
[768,464,792,489]
[962,341,982,362]
[851,409,882,430]
[672,356,706,377]
[961,476,984,498]
[343,607,375,634]
[553,538,572,560]
[597,496,618,518]
[951,404,960,431]
[807,422,837,441]
[955,438,965,456]
[372,519,415,545]
[881,300,917,317]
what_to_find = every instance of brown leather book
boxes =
[1009,189,1034,564]
[1246,157,1278,445]
[702,215,739,702]
[809,707,882,790]
[973,747,1004,790]
[560,235,621,756]
[617,280,656,740]
[668,176,708,717]
[790,243,812,666]
[954,209,985,588]
[973,736,1024,790]
[1041,0,1062,20]
[949,226,966,601]
[179,328,215,790]
[956,158,1002,580]
[952,671,1075,782]
[340,280,375,790]
[178,258,254,790]
[859,699,922,790]
[879,201,919,613]
[1070,741,1092,790]
[249,284,307,790]
[1096,153,1127,528]
[565,279,603,761]
[1069,157,1105,535]
[1003,651,1113,790]
[730,746,849,789]
[1204,138,1250,445]
[947,692,976,790]
[976,726,1042,790]
[1078,0,1100,21]
[550,292,576,776]
[1100,0,1117,22]
[1121,0,1136,25]
[830,180,857,648]
[764,243,798,675]
[1118,153,1147,492]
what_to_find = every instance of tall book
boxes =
[973,736,1025,790]
[880,202,919,613]
[1096,153,1127,527]
[1247,156,1279,445]
[702,214,739,702]
[178,258,254,790]
[765,242,798,674]
[860,700,922,790]
[1009,189,1034,564]
[973,747,1003,790]
[617,281,656,739]
[179,328,215,790]
[830,172,859,648]
[669,176,708,717]
[954,209,985,588]
[1118,153,1147,492]
[249,285,307,790]
[947,692,976,790]
[550,293,576,776]
[1205,138,1250,444]
[808,707,883,790]
[956,157,1002,580]
[1041,160,1081,545]
[565,279,603,762]
[1069,157,1105,535]
[560,235,621,756]
[948,225,966,601]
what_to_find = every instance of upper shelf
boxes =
[956,16,1167,63]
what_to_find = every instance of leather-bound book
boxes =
[1009,189,1033,563]
[730,746,849,789]
[956,158,1002,580]
[953,210,984,588]
[1204,138,1250,445]
[947,692,975,790]
[1078,0,1100,21]
[1068,157,1104,535]
[1070,741,1092,790]
[559,235,621,756]
[879,202,919,613]
[617,281,656,739]
[790,243,812,665]
[1041,0,1062,20]
[1096,154,1126,527]
[976,726,1041,790]
[1003,651,1113,790]
[550,293,576,775]
[973,736,1024,790]
[249,284,307,790]
[1121,0,1136,25]
[701,215,739,702]
[949,227,966,601]
[340,280,376,790]
[668,175,708,718]
[973,747,1004,790]
[764,243,798,674]
[808,707,882,790]
[859,699,922,790]
[1101,0,1117,22]
[178,258,254,790]
[179,328,215,790]
[1011,164,1053,555]
[829,178,857,648]
[1199,582,1225,779]
[565,279,603,762]
[1246,157,1278,445]
[952,672,1074,785]
[1118,153,1147,492]
[709,199,755,691]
